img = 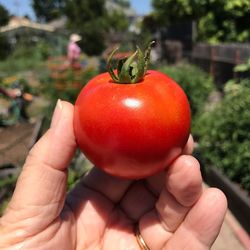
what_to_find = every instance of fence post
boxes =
[210,46,216,79]
[234,48,241,79]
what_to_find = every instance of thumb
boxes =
[1,100,77,235]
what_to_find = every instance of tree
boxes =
[112,0,130,8]
[0,4,10,26]
[0,34,11,59]
[64,0,130,55]
[151,0,250,43]
[106,10,129,33]
[32,0,65,22]
[0,4,10,59]
[64,0,107,55]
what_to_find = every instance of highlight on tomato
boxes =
[73,42,191,179]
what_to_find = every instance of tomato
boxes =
[73,44,191,179]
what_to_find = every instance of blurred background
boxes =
[0,1,249,249]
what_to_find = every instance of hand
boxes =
[7,89,22,98]
[0,100,227,250]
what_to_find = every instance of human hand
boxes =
[7,89,22,98]
[0,100,227,250]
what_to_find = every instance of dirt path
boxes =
[0,122,36,167]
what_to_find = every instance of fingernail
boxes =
[50,99,63,128]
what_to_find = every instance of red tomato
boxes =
[74,70,191,179]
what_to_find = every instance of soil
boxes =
[0,122,36,167]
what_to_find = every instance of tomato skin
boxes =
[74,70,191,179]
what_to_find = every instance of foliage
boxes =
[234,58,250,73]
[152,0,207,23]
[0,4,10,60]
[40,67,98,115]
[151,0,250,43]
[32,0,65,22]
[112,0,130,8]
[0,34,11,60]
[31,0,130,55]
[158,63,215,119]
[0,165,17,216]
[0,40,50,75]
[64,0,107,55]
[67,151,93,190]
[193,81,250,192]
[106,9,129,33]
[64,0,130,55]
[0,4,9,26]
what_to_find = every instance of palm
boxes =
[0,101,227,250]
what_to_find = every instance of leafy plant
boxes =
[151,0,250,43]
[193,81,250,192]
[234,58,250,73]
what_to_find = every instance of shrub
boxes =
[0,34,11,60]
[158,63,215,119]
[193,81,250,192]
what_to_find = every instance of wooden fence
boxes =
[191,43,250,88]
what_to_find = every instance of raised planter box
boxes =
[203,165,250,234]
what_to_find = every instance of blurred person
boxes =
[0,100,227,250]
[67,33,82,69]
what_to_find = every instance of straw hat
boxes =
[70,33,82,42]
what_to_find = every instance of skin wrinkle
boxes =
[145,171,166,197]
[156,206,175,234]
[138,209,173,250]
[4,202,62,225]
[185,189,227,247]
[19,219,62,250]
[67,183,139,250]
[0,204,63,245]
[66,195,90,250]
[102,209,125,250]
[81,167,132,204]
[142,179,160,198]
[66,188,113,250]
[0,163,67,244]
[22,161,68,194]
[79,181,116,205]
[60,203,77,248]
[166,156,202,207]
[156,191,188,233]
[27,140,74,172]
[102,209,138,250]
[80,173,143,224]
[0,216,61,249]
[120,181,157,221]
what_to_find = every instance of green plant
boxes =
[151,0,250,43]
[0,35,11,60]
[0,168,18,216]
[234,58,250,73]
[193,81,250,192]
[0,45,46,75]
[158,63,215,119]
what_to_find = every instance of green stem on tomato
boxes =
[107,41,155,84]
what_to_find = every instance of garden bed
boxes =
[203,165,250,234]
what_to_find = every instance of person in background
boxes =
[67,33,82,68]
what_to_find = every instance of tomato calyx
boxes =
[107,41,155,84]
